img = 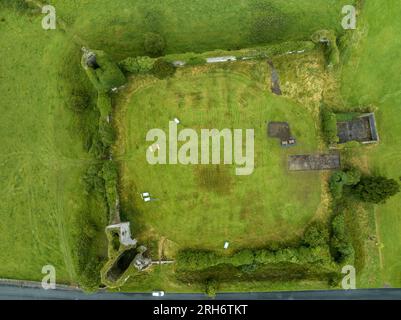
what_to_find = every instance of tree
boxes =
[151,59,176,79]
[143,32,166,57]
[353,176,400,204]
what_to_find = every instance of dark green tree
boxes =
[353,176,400,204]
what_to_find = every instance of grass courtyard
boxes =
[115,61,323,252]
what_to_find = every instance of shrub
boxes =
[330,214,354,264]
[344,168,361,186]
[102,161,118,214]
[119,56,155,74]
[303,222,329,247]
[341,141,362,160]
[144,32,166,57]
[321,107,339,144]
[99,120,116,147]
[329,171,348,200]
[152,59,176,79]
[353,176,400,204]
[186,56,206,66]
[82,163,105,196]
[97,93,112,118]
[89,132,107,159]
[204,279,218,298]
[231,249,255,266]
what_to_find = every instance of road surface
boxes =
[0,285,401,300]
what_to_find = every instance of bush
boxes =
[329,171,348,200]
[344,168,361,186]
[99,120,116,147]
[321,107,339,144]
[82,163,105,196]
[330,214,354,264]
[231,249,255,266]
[341,141,362,160]
[118,56,155,74]
[144,32,166,57]
[186,56,206,66]
[204,279,218,298]
[353,176,400,204]
[89,132,107,159]
[303,222,329,247]
[102,161,118,214]
[97,93,112,118]
[152,59,176,79]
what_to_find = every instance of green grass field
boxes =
[0,5,107,283]
[341,0,401,287]
[45,0,353,60]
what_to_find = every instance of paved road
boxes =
[1,285,401,300]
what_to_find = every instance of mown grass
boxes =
[0,6,107,284]
[341,0,401,287]
[114,60,324,263]
[44,0,354,60]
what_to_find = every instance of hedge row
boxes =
[321,107,339,145]
[330,213,355,264]
[177,244,334,272]
[177,222,335,272]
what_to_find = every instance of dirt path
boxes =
[268,60,282,95]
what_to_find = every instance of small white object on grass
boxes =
[144,197,151,202]
[224,242,230,249]
[173,118,180,124]
[141,192,150,199]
